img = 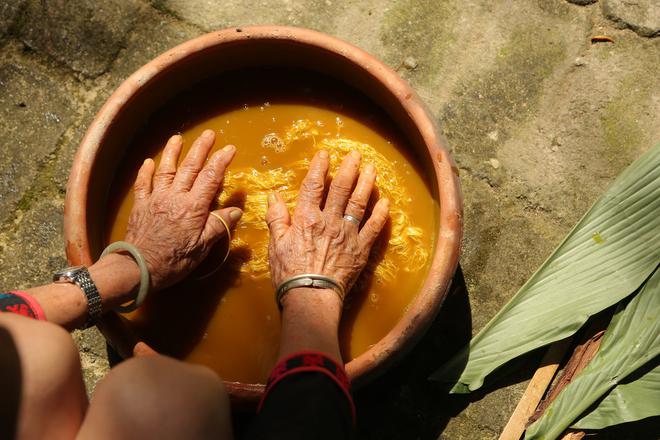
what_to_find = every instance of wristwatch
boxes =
[53,266,102,329]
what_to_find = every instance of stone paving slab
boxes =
[19,0,143,77]
[0,61,72,226]
[110,4,202,81]
[0,197,67,288]
[0,0,25,37]
[0,0,658,438]
[603,0,660,37]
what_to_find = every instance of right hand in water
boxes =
[124,129,243,291]
[266,150,390,302]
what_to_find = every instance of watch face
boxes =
[53,265,85,279]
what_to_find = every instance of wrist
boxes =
[280,287,343,326]
[88,252,141,310]
[281,286,343,307]
[278,287,344,363]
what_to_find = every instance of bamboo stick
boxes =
[498,338,572,440]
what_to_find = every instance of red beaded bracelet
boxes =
[0,291,46,320]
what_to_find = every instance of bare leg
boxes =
[78,355,233,440]
[0,314,88,440]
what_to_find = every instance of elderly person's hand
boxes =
[125,129,242,291]
[266,150,390,302]
[17,129,241,330]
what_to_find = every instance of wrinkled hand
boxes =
[125,129,242,291]
[266,150,390,298]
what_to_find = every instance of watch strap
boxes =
[73,268,102,328]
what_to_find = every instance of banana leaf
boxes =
[571,360,660,430]
[525,267,660,439]
[431,143,660,392]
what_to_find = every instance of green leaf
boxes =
[525,267,660,439]
[571,360,660,430]
[431,143,660,392]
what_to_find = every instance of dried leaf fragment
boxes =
[591,35,614,44]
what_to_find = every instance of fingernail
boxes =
[351,150,361,159]
[170,134,182,144]
[267,193,277,205]
[319,150,328,159]
[202,129,214,138]
[365,163,375,174]
[230,209,243,221]
[222,144,235,152]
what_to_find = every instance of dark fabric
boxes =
[245,371,356,440]
[258,351,354,420]
[246,351,355,439]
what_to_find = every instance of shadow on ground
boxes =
[351,264,473,439]
[350,264,560,440]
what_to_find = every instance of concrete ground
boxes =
[0,0,657,438]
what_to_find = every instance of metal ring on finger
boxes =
[193,212,232,281]
[343,214,361,225]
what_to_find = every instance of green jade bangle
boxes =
[100,241,150,313]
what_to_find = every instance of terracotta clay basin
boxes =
[64,26,462,405]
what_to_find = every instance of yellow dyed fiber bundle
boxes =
[218,120,428,284]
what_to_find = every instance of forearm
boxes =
[253,288,354,439]
[24,253,140,331]
[277,287,343,363]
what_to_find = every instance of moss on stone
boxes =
[537,0,571,17]
[601,80,645,163]
[15,165,60,213]
[440,25,567,161]
[380,0,457,83]
[16,192,34,211]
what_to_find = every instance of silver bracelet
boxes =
[275,274,345,307]
[101,241,150,313]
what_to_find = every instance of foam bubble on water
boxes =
[261,133,286,152]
